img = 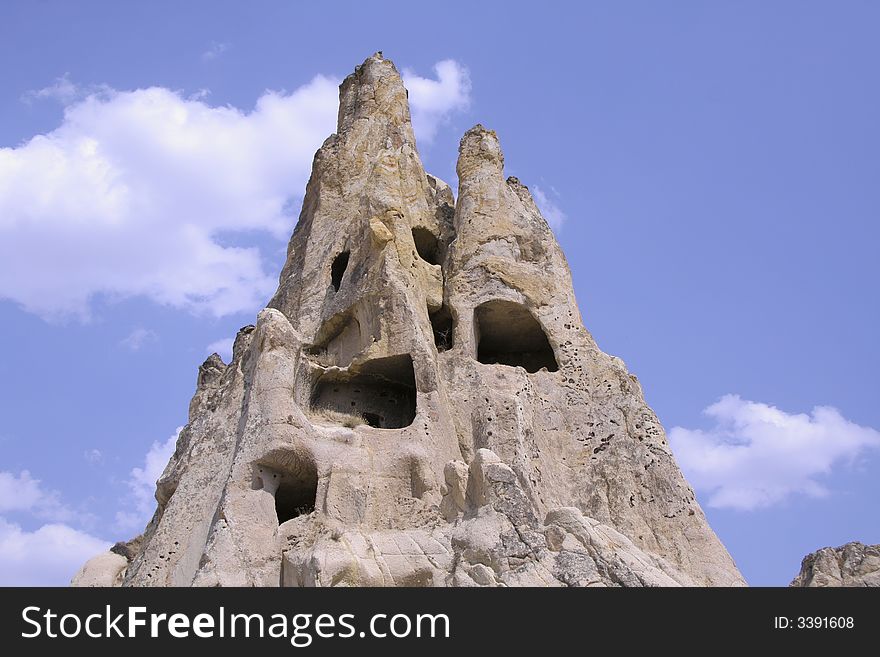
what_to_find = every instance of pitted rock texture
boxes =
[790,542,880,587]
[73,53,745,587]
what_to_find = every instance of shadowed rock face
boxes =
[73,53,745,588]
[790,542,880,587]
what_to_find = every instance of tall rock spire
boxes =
[73,54,744,587]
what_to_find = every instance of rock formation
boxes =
[73,53,744,587]
[790,542,880,587]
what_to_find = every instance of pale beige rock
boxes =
[70,552,128,587]
[790,542,880,587]
[74,53,746,588]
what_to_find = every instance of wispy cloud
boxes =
[201,41,229,62]
[84,449,104,465]
[669,395,880,510]
[22,73,80,104]
[532,185,567,232]
[21,73,110,105]
[120,328,157,351]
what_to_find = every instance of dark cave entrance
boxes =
[310,354,417,429]
[255,461,319,525]
[474,300,558,373]
[412,227,441,265]
[274,476,317,524]
[429,304,454,351]
[330,250,350,292]
[275,470,318,525]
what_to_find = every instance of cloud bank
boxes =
[0,518,110,586]
[669,395,880,510]
[1,60,471,321]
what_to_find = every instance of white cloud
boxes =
[0,471,45,513]
[120,327,157,351]
[206,337,235,362]
[1,78,337,321]
[669,395,880,510]
[2,60,470,322]
[532,185,567,232]
[116,427,181,532]
[0,517,109,586]
[201,41,230,61]
[403,60,471,145]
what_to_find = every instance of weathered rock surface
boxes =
[73,53,745,587]
[790,542,880,587]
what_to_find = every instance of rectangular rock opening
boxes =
[310,354,417,429]
[474,300,559,373]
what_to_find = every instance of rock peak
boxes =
[337,52,412,138]
[72,55,745,589]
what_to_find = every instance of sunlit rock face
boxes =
[73,53,744,588]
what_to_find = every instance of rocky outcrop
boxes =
[73,53,744,587]
[790,542,880,587]
[277,448,694,587]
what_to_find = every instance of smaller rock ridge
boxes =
[790,542,880,587]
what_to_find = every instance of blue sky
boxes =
[1,1,878,586]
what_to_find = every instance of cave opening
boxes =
[330,250,350,292]
[412,227,440,265]
[274,474,318,524]
[362,412,382,428]
[429,304,454,352]
[474,300,558,373]
[310,354,417,429]
[254,461,318,525]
